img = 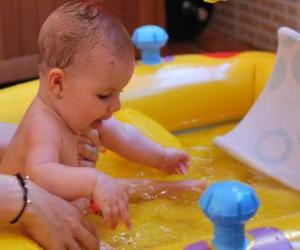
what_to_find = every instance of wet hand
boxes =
[92,174,131,230]
[157,147,190,175]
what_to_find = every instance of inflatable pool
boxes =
[2,28,300,249]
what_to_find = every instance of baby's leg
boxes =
[117,178,207,201]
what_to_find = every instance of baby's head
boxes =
[38,0,135,133]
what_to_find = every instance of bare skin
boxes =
[0,122,99,165]
[0,45,206,230]
[0,123,101,250]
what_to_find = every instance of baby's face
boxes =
[61,46,134,133]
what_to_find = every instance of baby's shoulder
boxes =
[22,106,64,141]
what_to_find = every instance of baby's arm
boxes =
[25,121,130,228]
[99,117,189,174]
[25,121,97,199]
[100,117,164,166]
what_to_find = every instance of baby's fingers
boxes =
[178,162,187,175]
[118,199,131,229]
[102,202,122,229]
[166,162,185,175]
[110,205,119,229]
[180,153,190,165]
[101,203,112,225]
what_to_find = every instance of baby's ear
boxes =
[47,68,66,99]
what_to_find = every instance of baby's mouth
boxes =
[90,119,102,129]
[90,114,112,129]
[102,113,112,120]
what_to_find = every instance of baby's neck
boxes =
[37,84,59,116]
[36,88,79,135]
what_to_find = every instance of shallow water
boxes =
[93,122,300,249]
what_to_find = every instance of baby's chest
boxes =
[60,134,79,167]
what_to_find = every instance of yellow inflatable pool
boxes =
[1,51,300,249]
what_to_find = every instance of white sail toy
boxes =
[215,27,300,191]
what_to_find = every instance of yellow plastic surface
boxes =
[0,80,38,124]
[123,52,275,131]
[114,108,182,149]
[2,52,299,250]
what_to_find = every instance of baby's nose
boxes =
[109,98,121,113]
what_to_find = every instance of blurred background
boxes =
[0,0,299,85]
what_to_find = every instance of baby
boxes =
[0,1,206,229]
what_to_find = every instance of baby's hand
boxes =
[92,174,131,229]
[157,148,190,175]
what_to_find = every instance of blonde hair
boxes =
[38,0,133,74]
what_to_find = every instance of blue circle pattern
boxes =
[268,57,286,91]
[255,129,292,166]
[291,50,300,84]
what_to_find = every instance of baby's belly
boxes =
[60,145,79,167]
[58,132,80,167]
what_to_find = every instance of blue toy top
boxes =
[132,25,169,65]
[200,181,260,250]
[200,181,259,222]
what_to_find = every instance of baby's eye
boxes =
[97,94,111,100]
